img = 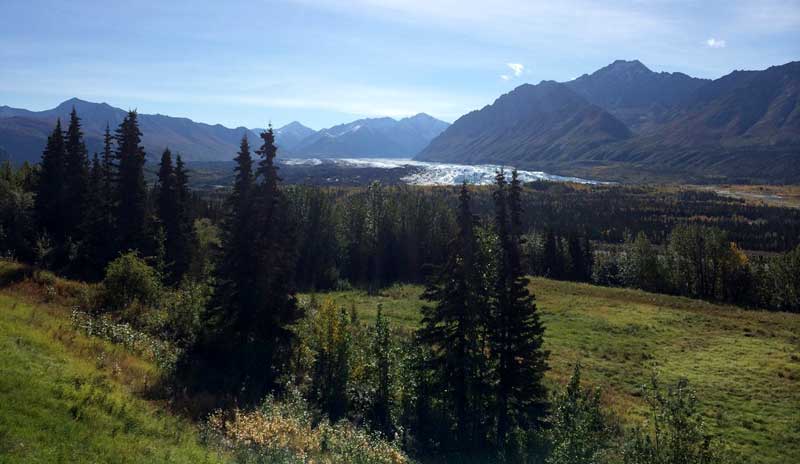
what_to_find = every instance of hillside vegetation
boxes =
[321,278,800,464]
[2,257,798,463]
[0,261,226,463]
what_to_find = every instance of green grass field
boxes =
[317,279,800,464]
[2,256,799,464]
[0,264,227,463]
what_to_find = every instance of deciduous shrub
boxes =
[206,390,410,464]
[99,252,162,312]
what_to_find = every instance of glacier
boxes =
[280,158,606,186]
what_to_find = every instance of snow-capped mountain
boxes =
[292,114,449,158]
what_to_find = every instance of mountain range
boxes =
[290,114,449,158]
[0,100,449,163]
[417,60,800,183]
[2,60,799,183]
[0,98,264,163]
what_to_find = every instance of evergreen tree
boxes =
[100,123,116,201]
[542,229,560,279]
[489,169,549,447]
[155,149,178,280]
[81,153,108,278]
[63,107,90,242]
[114,111,148,254]
[418,181,487,449]
[567,233,590,282]
[85,124,119,275]
[35,119,67,241]
[184,128,300,404]
[156,149,176,226]
[250,125,301,393]
[214,134,257,318]
[172,154,192,281]
[186,133,259,399]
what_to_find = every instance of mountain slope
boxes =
[293,113,449,158]
[565,59,708,131]
[0,98,264,163]
[593,61,800,182]
[417,81,631,165]
[418,60,800,183]
[274,121,316,151]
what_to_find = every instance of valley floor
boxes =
[319,279,800,464]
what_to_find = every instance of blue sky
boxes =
[1,0,798,129]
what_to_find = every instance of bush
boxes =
[99,252,162,312]
[206,390,411,464]
[622,376,738,464]
[547,364,612,464]
[162,279,212,347]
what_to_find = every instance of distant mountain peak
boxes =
[56,97,92,108]
[598,59,652,77]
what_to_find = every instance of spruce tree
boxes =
[82,153,108,278]
[172,154,192,281]
[155,149,178,280]
[207,134,257,329]
[184,129,300,404]
[100,123,116,201]
[251,125,301,394]
[489,169,549,447]
[114,111,148,254]
[63,107,90,242]
[418,181,487,449]
[213,134,257,320]
[35,119,67,241]
[156,148,176,226]
[542,229,560,279]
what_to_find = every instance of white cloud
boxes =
[706,38,727,48]
[507,62,525,76]
[501,63,524,80]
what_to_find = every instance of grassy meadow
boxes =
[317,279,800,464]
[1,257,798,463]
[0,262,226,464]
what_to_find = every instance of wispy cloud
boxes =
[706,38,727,48]
[507,62,524,76]
[501,62,524,80]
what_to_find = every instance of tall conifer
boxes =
[489,169,549,446]
[35,119,67,240]
[251,125,301,393]
[184,129,299,404]
[172,154,192,281]
[419,181,487,449]
[114,111,147,253]
[63,107,90,241]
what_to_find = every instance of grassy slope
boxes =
[319,279,800,464]
[0,264,226,463]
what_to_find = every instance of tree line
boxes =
[1,108,199,283]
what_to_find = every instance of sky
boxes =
[1,0,799,130]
